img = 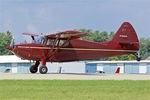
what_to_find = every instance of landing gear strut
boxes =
[39,59,48,74]
[29,61,40,73]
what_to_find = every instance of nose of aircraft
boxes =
[6,37,15,51]
[6,44,13,50]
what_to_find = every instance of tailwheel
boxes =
[136,56,141,61]
[39,66,48,74]
[30,65,38,73]
[134,52,141,61]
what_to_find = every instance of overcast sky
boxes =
[0,0,150,43]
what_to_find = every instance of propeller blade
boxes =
[10,37,14,48]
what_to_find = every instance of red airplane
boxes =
[6,22,140,74]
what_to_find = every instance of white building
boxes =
[0,55,30,73]
[86,61,150,74]
[0,55,150,74]
[0,55,85,73]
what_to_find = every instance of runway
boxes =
[0,73,150,80]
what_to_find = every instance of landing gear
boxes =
[136,56,141,61]
[39,59,48,74]
[39,66,48,74]
[29,61,40,73]
[30,65,38,73]
[29,59,48,74]
[134,52,141,61]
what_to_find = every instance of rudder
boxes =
[112,22,139,51]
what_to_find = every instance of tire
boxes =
[39,66,48,74]
[30,65,38,73]
[136,57,141,61]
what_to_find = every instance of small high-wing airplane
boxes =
[6,22,140,74]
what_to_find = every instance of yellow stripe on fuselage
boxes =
[17,46,137,52]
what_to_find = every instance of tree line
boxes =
[0,31,12,55]
[0,30,150,60]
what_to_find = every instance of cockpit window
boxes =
[46,39,69,47]
[46,39,55,45]
[59,40,65,46]
[56,40,69,47]
[35,36,45,44]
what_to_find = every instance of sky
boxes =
[0,0,150,43]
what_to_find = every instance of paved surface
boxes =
[0,73,150,80]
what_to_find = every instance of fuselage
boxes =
[11,39,138,62]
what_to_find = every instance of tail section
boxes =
[112,22,139,51]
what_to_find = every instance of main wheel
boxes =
[39,66,48,74]
[30,65,38,73]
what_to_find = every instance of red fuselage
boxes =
[7,22,140,63]
[11,39,138,62]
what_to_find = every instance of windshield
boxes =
[35,36,45,44]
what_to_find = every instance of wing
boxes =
[22,32,42,40]
[22,32,40,36]
[22,30,88,40]
[46,30,88,40]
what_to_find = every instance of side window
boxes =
[46,39,69,47]
[46,39,54,45]
[59,40,69,47]
[59,40,65,46]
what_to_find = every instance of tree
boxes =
[108,54,136,61]
[0,31,13,55]
[108,32,115,40]
[80,29,110,42]
[139,38,150,59]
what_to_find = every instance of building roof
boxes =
[86,60,150,64]
[0,55,30,63]
[0,55,150,64]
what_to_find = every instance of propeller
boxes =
[10,36,15,48]
[6,36,15,50]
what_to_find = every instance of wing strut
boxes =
[46,34,70,62]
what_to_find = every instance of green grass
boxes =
[0,80,150,100]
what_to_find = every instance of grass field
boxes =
[0,80,150,100]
